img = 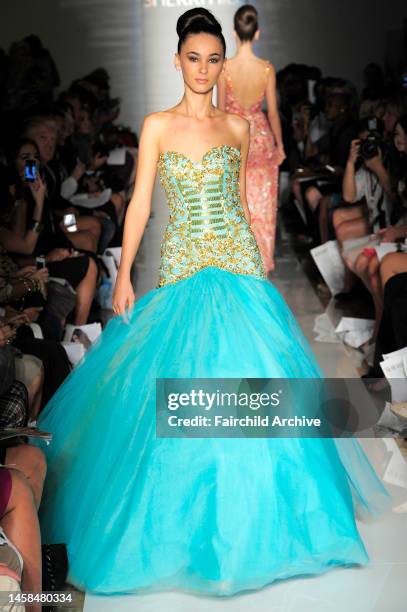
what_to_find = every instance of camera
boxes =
[359,117,383,160]
[63,213,78,233]
[359,135,381,160]
[24,159,37,182]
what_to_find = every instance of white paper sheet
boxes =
[311,240,345,296]
[334,317,375,348]
[61,341,85,365]
[382,346,407,362]
[63,322,102,345]
[313,313,341,343]
[380,355,407,402]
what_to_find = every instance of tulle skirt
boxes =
[36,267,391,595]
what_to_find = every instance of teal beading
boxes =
[157,145,266,286]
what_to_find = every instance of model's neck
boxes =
[178,89,216,119]
[234,40,256,58]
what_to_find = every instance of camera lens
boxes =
[360,137,378,160]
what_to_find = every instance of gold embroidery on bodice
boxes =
[157,145,266,287]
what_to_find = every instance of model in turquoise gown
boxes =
[36,145,390,596]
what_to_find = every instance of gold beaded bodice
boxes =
[157,145,266,287]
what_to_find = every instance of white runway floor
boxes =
[84,187,407,612]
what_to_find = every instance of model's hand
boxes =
[275,145,286,166]
[112,276,135,323]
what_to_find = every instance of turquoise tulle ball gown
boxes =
[36,145,391,596]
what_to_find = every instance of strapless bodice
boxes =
[157,145,266,287]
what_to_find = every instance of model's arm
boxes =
[216,71,227,111]
[113,114,161,317]
[238,119,251,225]
[264,63,285,164]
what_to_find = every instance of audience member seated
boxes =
[290,91,358,243]
[2,138,98,325]
[331,119,396,333]
[0,464,42,612]
[22,116,102,254]
[334,115,406,318]
[0,37,145,601]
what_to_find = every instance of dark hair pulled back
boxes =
[177,8,226,56]
[234,4,258,42]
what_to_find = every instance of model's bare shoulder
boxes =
[221,113,249,150]
[226,112,250,139]
[264,60,276,76]
[139,112,174,151]
[141,111,171,134]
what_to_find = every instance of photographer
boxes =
[334,117,395,273]
[333,117,402,340]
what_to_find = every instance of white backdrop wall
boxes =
[0,0,406,133]
[0,0,146,129]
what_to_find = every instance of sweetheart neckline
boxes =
[158,145,241,166]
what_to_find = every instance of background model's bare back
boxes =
[224,57,271,110]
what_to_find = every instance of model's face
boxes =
[394,122,407,153]
[175,33,224,94]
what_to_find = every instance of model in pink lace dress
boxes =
[224,63,279,273]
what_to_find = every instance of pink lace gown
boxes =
[224,63,279,272]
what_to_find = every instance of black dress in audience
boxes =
[373,273,407,377]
